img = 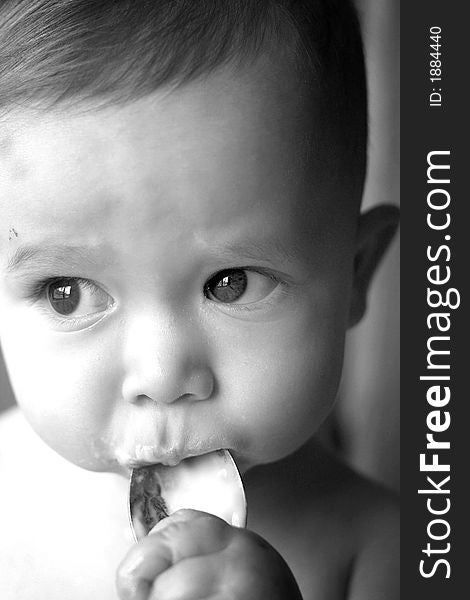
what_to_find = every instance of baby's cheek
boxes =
[1,312,121,467]
[225,324,342,464]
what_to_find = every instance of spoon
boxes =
[129,449,247,542]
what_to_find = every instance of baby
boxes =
[0,1,399,599]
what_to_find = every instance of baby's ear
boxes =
[349,204,399,327]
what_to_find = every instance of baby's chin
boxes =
[229,445,301,477]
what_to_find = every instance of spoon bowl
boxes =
[129,450,247,541]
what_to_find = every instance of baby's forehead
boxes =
[0,67,353,262]
[0,0,365,242]
[0,130,14,157]
[2,67,314,179]
[0,125,24,178]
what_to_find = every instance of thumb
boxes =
[116,510,229,600]
[147,508,200,535]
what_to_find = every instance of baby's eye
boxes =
[204,269,278,304]
[46,278,112,317]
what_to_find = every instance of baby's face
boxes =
[0,62,357,475]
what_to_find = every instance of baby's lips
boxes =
[115,444,187,468]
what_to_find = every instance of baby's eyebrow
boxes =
[209,238,304,266]
[5,243,109,275]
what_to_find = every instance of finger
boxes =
[117,510,231,600]
[147,510,232,562]
[149,530,284,600]
[149,554,225,600]
[147,508,205,535]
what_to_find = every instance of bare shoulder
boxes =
[0,408,56,598]
[311,446,399,599]
[297,442,400,600]
[0,408,132,600]
[246,441,399,600]
[311,443,399,538]
[342,471,399,599]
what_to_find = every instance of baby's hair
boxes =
[0,0,367,195]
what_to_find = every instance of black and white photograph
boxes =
[0,1,403,598]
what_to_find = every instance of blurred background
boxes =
[333,0,399,492]
[0,0,399,492]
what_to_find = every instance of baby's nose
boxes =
[120,311,215,405]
